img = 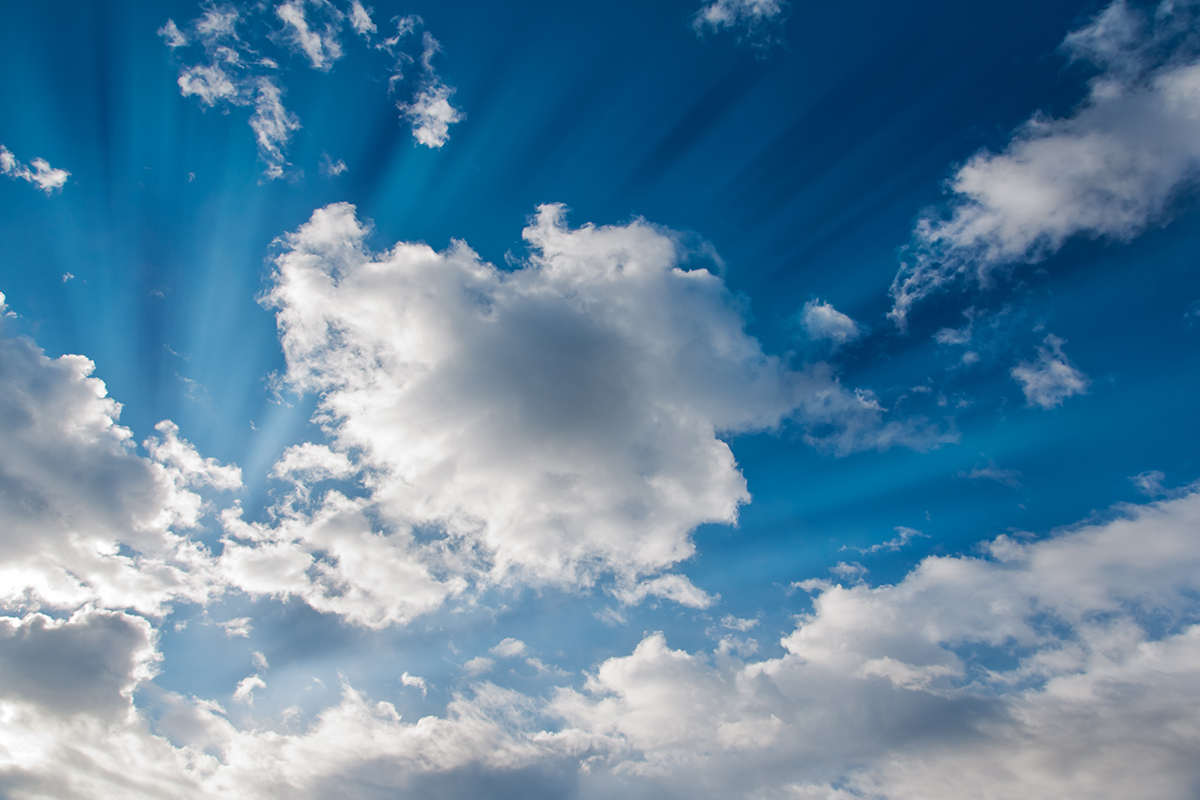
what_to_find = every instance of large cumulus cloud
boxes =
[221,203,946,626]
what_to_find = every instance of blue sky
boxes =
[3,0,1200,797]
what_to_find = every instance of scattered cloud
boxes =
[0,144,69,193]
[721,614,759,631]
[348,1,375,37]
[1010,334,1090,409]
[490,638,528,658]
[693,0,787,52]
[400,671,426,695]
[4,456,1200,799]
[397,32,464,148]
[800,299,862,347]
[960,459,1023,488]
[845,526,928,555]
[160,2,462,177]
[219,617,253,638]
[319,152,347,176]
[274,0,344,71]
[232,673,265,705]
[462,656,494,675]
[890,0,1200,326]
[612,574,719,609]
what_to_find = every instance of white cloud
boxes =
[463,656,495,675]
[274,1,344,72]
[6,489,1200,798]
[399,80,464,148]
[162,3,464,170]
[0,326,237,616]
[890,0,1200,326]
[612,574,719,609]
[232,674,266,706]
[543,487,1200,795]
[232,203,946,628]
[1010,334,1090,409]
[800,299,862,347]
[0,144,69,193]
[397,34,464,148]
[348,1,375,37]
[219,617,253,638]
[399,671,426,694]
[693,0,787,50]
[248,78,301,180]
[490,638,528,659]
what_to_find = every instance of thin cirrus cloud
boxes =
[889,0,1200,326]
[0,144,69,193]
[210,203,952,628]
[159,0,463,177]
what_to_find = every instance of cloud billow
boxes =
[217,203,948,627]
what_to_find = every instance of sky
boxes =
[2,0,1200,797]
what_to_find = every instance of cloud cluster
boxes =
[7,471,1200,799]
[890,0,1200,325]
[159,1,463,177]
[0,145,69,193]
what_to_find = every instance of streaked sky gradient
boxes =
[3,1,1200,797]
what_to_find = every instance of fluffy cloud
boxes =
[160,2,463,176]
[1010,334,1090,409]
[396,31,465,148]
[544,486,1200,797]
[0,307,238,615]
[6,480,1200,799]
[890,0,1200,325]
[799,299,862,347]
[221,203,949,627]
[0,145,69,194]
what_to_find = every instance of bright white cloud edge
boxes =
[889,0,1200,326]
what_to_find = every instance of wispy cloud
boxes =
[844,525,929,555]
[890,0,1200,326]
[960,459,1023,488]
[0,144,69,193]
[693,0,787,52]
